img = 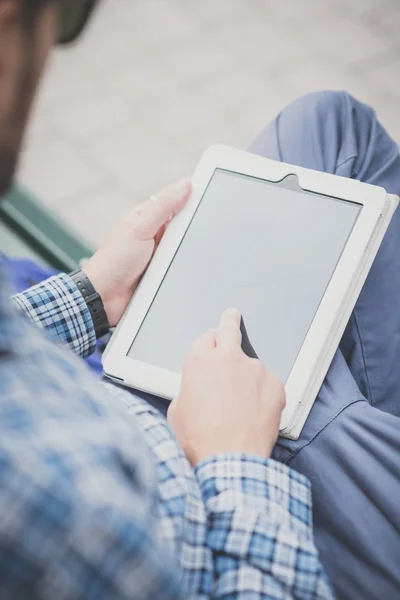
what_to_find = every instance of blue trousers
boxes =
[250,91,400,600]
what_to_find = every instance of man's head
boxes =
[0,0,98,197]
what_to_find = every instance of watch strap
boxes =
[69,269,109,338]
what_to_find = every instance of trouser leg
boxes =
[251,91,400,600]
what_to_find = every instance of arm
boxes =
[168,309,334,599]
[12,272,97,358]
[1,354,183,599]
[11,180,191,358]
[196,454,333,599]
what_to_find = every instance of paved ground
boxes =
[18,0,400,245]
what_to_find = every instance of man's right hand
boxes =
[167,309,286,467]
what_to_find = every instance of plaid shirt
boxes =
[2,267,334,599]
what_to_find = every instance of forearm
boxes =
[12,273,97,358]
[196,454,334,599]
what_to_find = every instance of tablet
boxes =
[103,145,398,439]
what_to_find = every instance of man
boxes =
[2,2,400,600]
[0,1,332,598]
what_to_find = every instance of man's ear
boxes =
[0,0,21,37]
[0,0,23,68]
[0,1,24,113]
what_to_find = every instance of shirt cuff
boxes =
[195,453,313,538]
[12,273,96,358]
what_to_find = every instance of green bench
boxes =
[0,186,95,271]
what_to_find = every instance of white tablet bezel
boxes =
[103,144,387,430]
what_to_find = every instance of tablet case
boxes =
[102,145,400,441]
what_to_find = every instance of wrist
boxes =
[82,262,122,327]
[189,441,274,467]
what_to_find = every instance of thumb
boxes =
[132,179,191,240]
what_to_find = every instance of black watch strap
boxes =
[69,269,109,338]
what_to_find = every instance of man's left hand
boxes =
[82,179,191,327]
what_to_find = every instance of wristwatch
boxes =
[69,269,109,338]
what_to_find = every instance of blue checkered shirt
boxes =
[2,268,334,599]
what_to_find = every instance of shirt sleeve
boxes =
[11,273,97,358]
[195,454,334,599]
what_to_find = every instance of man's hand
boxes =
[83,179,191,327]
[168,309,286,466]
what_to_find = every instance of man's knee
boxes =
[251,90,379,175]
[275,90,376,173]
[250,90,351,165]
[280,90,366,140]
[287,90,347,121]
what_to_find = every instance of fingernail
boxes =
[174,179,190,193]
[225,308,241,320]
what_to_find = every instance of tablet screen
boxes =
[128,169,361,382]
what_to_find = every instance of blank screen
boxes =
[128,169,361,382]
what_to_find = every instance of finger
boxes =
[187,329,216,359]
[215,308,242,352]
[132,179,191,240]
